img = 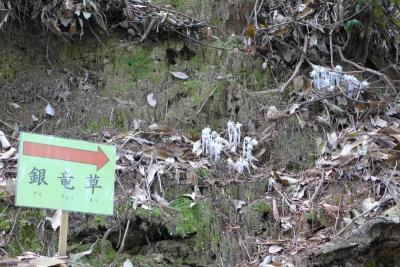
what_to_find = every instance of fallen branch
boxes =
[118,219,130,253]
[311,171,325,203]
[336,46,395,90]
[279,37,309,93]
[140,17,157,43]
[196,87,218,116]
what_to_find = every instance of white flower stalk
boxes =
[310,65,368,94]
[201,127,211,156]
[310,65,340,92]
[268,178,276,192]
[201,128,230,162]
[228,157,250,174]
[227,121,241,152]
[210,131,229,161]
[243,136,258,162]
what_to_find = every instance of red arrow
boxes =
[23,142,110,171]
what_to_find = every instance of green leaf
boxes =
[345,19,362,32]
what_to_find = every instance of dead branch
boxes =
[311,171,325,203]
[279,37,309,93]
[140,17,157,43]
[336,46,396,90]
[118,219,130,253]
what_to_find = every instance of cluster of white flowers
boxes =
[200,122,258,174]
[227,158,249,174]
[310,65,369,94]
[243,136,258,163]
[201,127,229,162]
[227,121,241,152]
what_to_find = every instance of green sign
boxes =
[16,132,116,215]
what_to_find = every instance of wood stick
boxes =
[118,219,130,253]
[311,171,325,203]
[58,210,69,256]
[279,37,309,93]
[140,17,157,43]
[336,46,395,90]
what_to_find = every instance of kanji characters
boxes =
[29,167,48,186]
[58,171,75,190]
[85,174,102,194]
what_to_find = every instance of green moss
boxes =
[94,215,105,226]
[168,197,219,253]
[196,168,211,180]
[135,206,162,220]
[170,197,198,237]
[69,240,127,266]
[210,16,222,27]
[225,184,240,199]
[133,255,152,267]
[132,255,166,267]
[244,191,256,201]
[0,218,10,232]
[99,241,119,264]
[248,68,274,91]
[9,217,43,256]
[305,212,314,224]
[170,0,185,9]
[0,63,16,83]
[383,205,400,218]
[190,94,202,105]
[184,79,202,91]
[59,36,108,71]
[85,120,104,132]
[305,210,330,228]
[334,195,341,206]
[0,202,11,232]
[250,200,272,214]
[213,36,240,51]
[117,48,152,81]
[0,49,17,83]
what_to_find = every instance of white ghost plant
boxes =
[310,65,368,94]
[227,157,250,174]
[227,121,242,152]
[199,123,258,174]
[243,136,258,163]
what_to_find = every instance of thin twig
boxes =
[172,29,229,51]
[196,87,218,116]
[311,171,325,203]
[6,208,20,240]
[336,46,395,90]
[334,195,343,231]
[0,119,14,131]
[118,219,130,253]
[101,228,113,244]
[31,120,46,133]
[140,17,157,42]
[329,28,334,69]
[279,37,309,93]
[89,25,107,50]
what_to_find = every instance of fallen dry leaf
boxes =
[0,130,11,149]
[170,71,189,80]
